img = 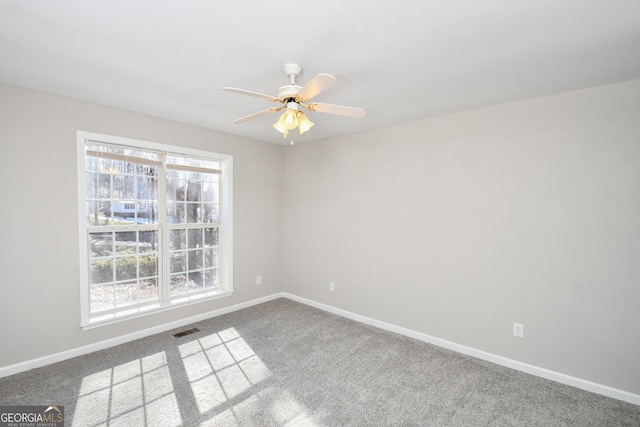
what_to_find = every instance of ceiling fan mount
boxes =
[222,63,365,138]
[282,63,302,79]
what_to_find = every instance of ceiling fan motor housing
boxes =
[277,84,303,100]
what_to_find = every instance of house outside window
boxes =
[77,131,233,328]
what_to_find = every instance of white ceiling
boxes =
[1,1,639,145]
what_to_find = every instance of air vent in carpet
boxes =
[172,327,200,338]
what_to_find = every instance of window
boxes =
[77,131,233,328]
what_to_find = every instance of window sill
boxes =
[81,289,234,330]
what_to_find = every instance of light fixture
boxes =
[273,101,299,138]
[273,101,314,138]
[296,111,314,134]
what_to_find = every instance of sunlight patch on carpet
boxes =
[179,327,272,414]
[73,351,182,427]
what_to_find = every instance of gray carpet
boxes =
[1,298,639,426]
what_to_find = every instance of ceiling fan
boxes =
[222,63,366,139]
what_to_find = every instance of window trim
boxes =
[77,131,233,329]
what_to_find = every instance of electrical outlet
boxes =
[256,275,262,285]
[513,322,524,338]
[329,281,335,292]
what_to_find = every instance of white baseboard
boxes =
[0,293,284,379]
[2,291,638,406]
[282,292,640,407]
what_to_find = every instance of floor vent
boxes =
[172,327,200,338]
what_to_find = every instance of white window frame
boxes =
[77,131,233,329]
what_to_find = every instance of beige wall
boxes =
[0,84,283,367]
[283,79,640,394]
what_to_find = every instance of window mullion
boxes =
[158,151,169,306]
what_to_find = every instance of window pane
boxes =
[205,248,218,268]
[139,278,159,303]
[170,274,188,297]
[86,172,97,197]
[202,181,218,203]
[111,159,126,174]
[137,203,157,225]
[90,258,113,285]
[168,202,186,224]
[97,174,112,198]
[91,284,114,313]
[89,232,113,256]
[136,162,157,175]
[86,156,99,173]
[204,228,218,247]
[115,232,137,252]
[116,281,139,308]
[95,158,111,174]
[137,174,157,200]
[203,204,218,223]
[170,229,186,250]
[186,180,201,202]
[188,229,201,249]
[86,202,100,226]
[177,202,186,223]
[204,269,217,289]
[113,175,135,199]
[139,231,157,252]
[139,253,158,279]
[167,177,185,202]
[167,201,176,223]
[166,183,176,202]
[188,249,203,271]
[188,271,203,288]
[185,203,200,223]
[98,201,113,224]
[115,255,137,282]
[85,201,114,226]
[170,251,186,273]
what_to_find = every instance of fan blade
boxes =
[234,107,283,124]
[308,102,366,118]
[296,74,337,102]
[222,87,282,103]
